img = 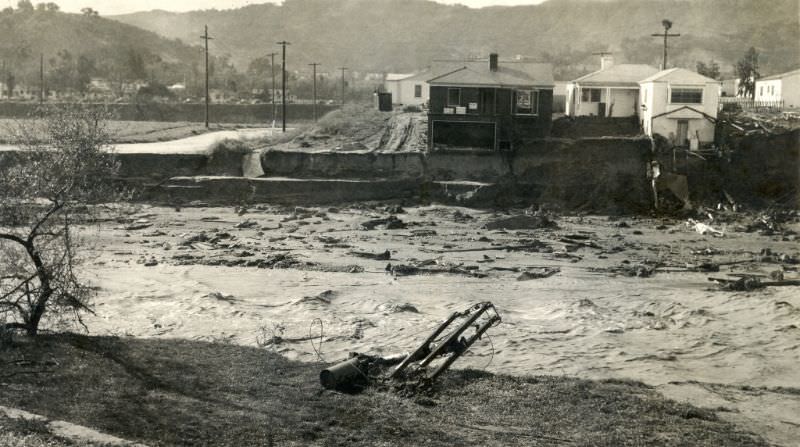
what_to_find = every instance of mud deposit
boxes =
[77,204,799,445]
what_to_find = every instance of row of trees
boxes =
[695,46,760,98]
[2,1,60,14]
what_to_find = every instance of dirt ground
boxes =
[55,203,800,445]
[0,119,263,144]
[256,105,427,153]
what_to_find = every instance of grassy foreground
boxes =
[0,335,766,447]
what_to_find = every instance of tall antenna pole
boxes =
[200,25,214,128]
[651,20,680,70]
[339,67,348,106]
[277,41,290,132]
[267,52,277,125]
[39,53,44,104]
[309,62,320,122]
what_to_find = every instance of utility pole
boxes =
[651,20,680,70]
[267,52,277,125]
[200,25,214,128]
[339,67,348,106]
[309,62,320,122]
[39,53,44,104]
[277,41,290,132]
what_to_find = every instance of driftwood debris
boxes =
[320,302,502,392]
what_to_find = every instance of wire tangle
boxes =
[309,318,326,363]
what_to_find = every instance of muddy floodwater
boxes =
[78,204,800,446]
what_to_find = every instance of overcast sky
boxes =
[7,0,549,15]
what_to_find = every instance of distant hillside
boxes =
[0,7,232,94]
[111,0,799,80]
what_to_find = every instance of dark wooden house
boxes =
[427,54,554,150]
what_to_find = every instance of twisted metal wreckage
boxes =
[320,302,502,392]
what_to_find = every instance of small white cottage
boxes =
[565,57,659,118]
[639,68,721,147]
[754,68,800,108]
[384,72,430,107]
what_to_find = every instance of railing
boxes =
[719,97,785,112]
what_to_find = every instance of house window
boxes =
[414,84,422,98]
[514,89,539,115]
[447,88,460,106]
[759,86,763,96]
[582,88,601,102]
[670,87,703,104]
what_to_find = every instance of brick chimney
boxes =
[489,53,499,72]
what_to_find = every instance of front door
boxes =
[676,120,689,147]
[480,89,495,115]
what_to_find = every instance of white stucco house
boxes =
[566,57,659,118]
[384,72,430,107]
[639,68,721,147]
[720,78,741,97]
[754,68,800,108]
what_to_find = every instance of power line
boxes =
[309,62,320,122]
[277,41,290,132]
[339,67,348,106]
[651,20,680,70]
[39,53,44,105]
[267,52,278,126]
[200,25,214,128]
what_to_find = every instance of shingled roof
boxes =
[428,60,554,88]
[639,68,720,84]
[759,68,800,82]
[570,64,659,87]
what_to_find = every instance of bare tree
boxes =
[0,105,119,336]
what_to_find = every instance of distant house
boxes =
[566,56,658,118]
[720,78,739,97]
[384,72,430,107]
[639,68,721,147]
[266,89,297,104]
[11,84,36,100]
[754,68,800,108]
[209,89,227,103]
[427,53,554,150]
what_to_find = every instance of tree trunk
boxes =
[24,243,52,337]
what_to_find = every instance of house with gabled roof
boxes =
[639,67,721,147]
[566,56,659,118]
[426,53,554,151]
[754,68,800,108]
[384,72,431,107]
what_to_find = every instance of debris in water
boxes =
[361,215,407,230]
[516,267,560,281]
[235,219,258,229]
[377,302,419,314]
[296,290,336,305]
[319,302,501,392]
[484,214,557,231]
[350,249,392,260]
[709,276,800,291]
[687,219,724,237]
